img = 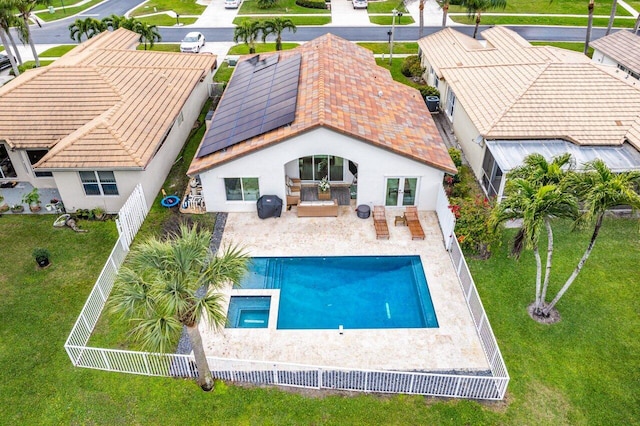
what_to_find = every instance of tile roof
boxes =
[419,27,640,151]
[590,30,640,75]
[188,34,455,175]
[0,28,217,169]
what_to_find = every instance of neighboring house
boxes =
[418,27,640,198]
[0,29,217,212]
[591,30,640,82]
[188,34,456,213]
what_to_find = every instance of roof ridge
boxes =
[106,122,146,167]
[317,38,326,125]
[485,63,549,134]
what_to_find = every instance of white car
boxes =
[225,0,242,8]
[353,0,367,8]
[180,32,206,53]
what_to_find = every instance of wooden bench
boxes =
[297,199,339,217]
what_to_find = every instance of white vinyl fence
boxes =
[65,185,509,400]
[436,184,456,250]
[115,184,147,250]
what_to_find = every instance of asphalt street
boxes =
[21,0,611,45]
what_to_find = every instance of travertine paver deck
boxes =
[200,206,489,372]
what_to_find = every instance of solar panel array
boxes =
[197,53,301,158]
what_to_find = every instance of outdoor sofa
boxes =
[297,199,339,217]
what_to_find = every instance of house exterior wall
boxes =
[198,127,445,213]
[50,70,214,213]
[592,50,619,68]
[0,145,56,188]
[448,104,486,181]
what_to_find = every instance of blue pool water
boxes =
[226,296,270,328]
[236,256,438,330]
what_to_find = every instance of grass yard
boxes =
[39,45,76,57]
[136,43,181,52]
[450,14,636,28]
[138,14,197,26]
[375,58,426,91]
[366,0,409,13]
[240,0,328,14]
[447,0,629,16]
[358,42,418,55]
[228,42,299,54]
[214,62,234,82]
[130,0,205,17]
[233,16,331,25]
[1,211,638,423]
[369,15,415,25]
[531,41,593,56]
[33,0,104,22]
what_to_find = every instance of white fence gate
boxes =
[436,184,456,250]
[65,184,509,400]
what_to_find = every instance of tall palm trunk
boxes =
[606,0,617,35]
[584,0,595,55]
[7,30,22,65]
[540,219,554,307]
[442,0,449,28]
[185,324,214,391]
[533,246,543,313]
[0,29,19,75]
[22,15,39,67]
[276,35,282,51]
[473,12,482,39]
[419,0,424,38]
[634,13,640,33]
[543,214,603,315]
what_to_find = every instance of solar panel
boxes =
[197,53,301,158]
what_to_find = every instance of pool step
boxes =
[265,258,285,289]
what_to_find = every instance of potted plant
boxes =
[318,176,330,192]
[22,188,41,212]
[32,247,51,268]
[10,203,24,213]
[92,206,106,221]
[0,193,8,213]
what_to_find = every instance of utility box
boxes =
[425,96,440,112]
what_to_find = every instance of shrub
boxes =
[401,55,424,78]
[257,0,278,8]
[295,0,327,9]
[32,247,51,266]
[448,147,462,168]
[420,86,440,98]
[451,195,501,259]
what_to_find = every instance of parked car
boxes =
[353,0,367,8]
[180,32,206,53]
[0,53,14,72]
[225,0,242,9]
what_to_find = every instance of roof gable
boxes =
[590,30,640,75]
[188,34,455,175]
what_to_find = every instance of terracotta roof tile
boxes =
[188,34,455,175]
[0,28,217,169]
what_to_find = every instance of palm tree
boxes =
[508,153,574,304]
[635,13,640,33]
[419,0,425,38]
[441,0,450,28]
[135,21,161,50]
[110,225,250,391]
[102,14,125,31]
[584,0,595,54]
[542,160,640,315]
[491,178,578,317]
[0,28,19,75]
[262,17,296,51]
[461,0,507,39]
[234,19,263,54]
[605,0,617,35]
[68,17,106,43]
[15,0,44,67]
[0,0,23,66]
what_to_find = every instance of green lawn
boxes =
[233,16,331,25]
[450,14,636,28]
[447,0,629,15]
[136,43,181,52]
[227,42,299,54]
[366,0,409,13]
[130,0,205,17]
[39,45,76,57]
[531,41,593,56]
[138,14,197,26]
[214,62,234,83]
[33,0,105,22]
[358,42,418,54]
[375,58,426,90]
[239,0,329,14]
[369,15,415,25]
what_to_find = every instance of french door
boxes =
[385,177,418,206]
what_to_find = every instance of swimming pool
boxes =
[235,256,438,330]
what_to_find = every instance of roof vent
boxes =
[378,90,383,97]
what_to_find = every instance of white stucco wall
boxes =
[0,145,56,188]
[198,127,445,213]
[447,104,486,181]
[51,70,214,213]
[591,50,618,68]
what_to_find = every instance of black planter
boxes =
[36,257,50,268]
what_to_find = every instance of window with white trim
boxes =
[79,171,119,196]
[224,177,260,201]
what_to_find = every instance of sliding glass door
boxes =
[298,155,344,182]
